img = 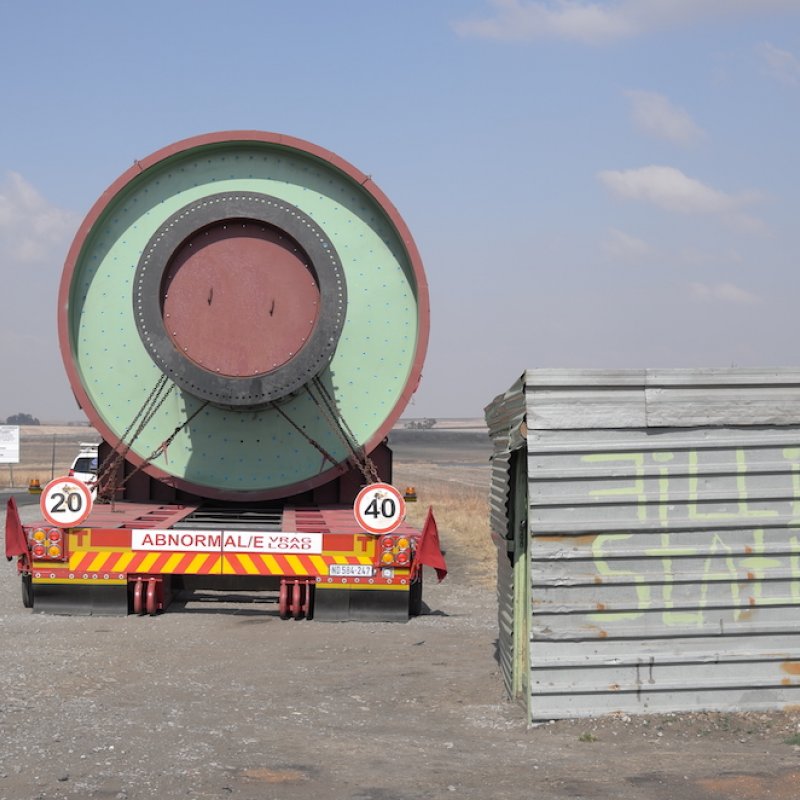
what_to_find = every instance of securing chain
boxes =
[113,399,211,492]
[267,399,340,469]
[307,376,381,484]
[95,374,175,502]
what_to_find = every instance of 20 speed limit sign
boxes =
[354,482,406,535]
[40,476,94,527]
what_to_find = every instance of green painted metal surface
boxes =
[63,138,423,496]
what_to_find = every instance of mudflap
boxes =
[313,586,411,622]
[31,583,130,616]
[409,576,423,617]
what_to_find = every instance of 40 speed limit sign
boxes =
[40,476,94,527]
[354,482,406,535]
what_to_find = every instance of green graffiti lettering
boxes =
[583,453,647,522]
[739,529,783,608]
[588,533,649,621]
[791,533,800,604]
[689,449,779,521]
[644,532,701,626]
[653,452,674,527]
[699,533,739,623]
[783,448,800,523]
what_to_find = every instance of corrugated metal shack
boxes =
[485,368,800,720]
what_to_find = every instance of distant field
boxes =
[397,417,486,430]
[0,426,98,489]
[390,427,494,586]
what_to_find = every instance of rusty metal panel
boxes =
[496,541,516,700]
[488,369,800,720]
[524,369,647,430]
[485,377,527,699]
[485,376,526,544]
[646,368,800,427]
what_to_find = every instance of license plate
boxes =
[328,564,374,577]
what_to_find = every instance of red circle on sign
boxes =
[162,221,320,377]
[40,476,93,527]
[354,483,406,535]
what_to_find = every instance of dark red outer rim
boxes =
[40,477,93,527]
[353,483,407,535]
[58,130,430,502]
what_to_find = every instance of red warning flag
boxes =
[412,507,447,582]
[5,497,29,560]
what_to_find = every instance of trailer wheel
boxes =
[146,579,158,616]
[409,576,423,617]
[278,580,290,620]
[133,579,145,615]
[292,581,303,620]
[21,574,33,609]
[304,583,314,621]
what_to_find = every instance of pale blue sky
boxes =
[1,1,799,420]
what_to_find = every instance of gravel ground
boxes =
[2,434,800,799]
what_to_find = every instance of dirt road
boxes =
[2,431,799,799]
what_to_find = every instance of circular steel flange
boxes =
[59,131,429,501]
[133,191,346,406]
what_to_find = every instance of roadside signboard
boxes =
[0,425,20,464]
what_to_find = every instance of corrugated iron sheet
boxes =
[485,377,527,702]
[487,368,800,720]
[496,538,516,700]
[485,376,527,545]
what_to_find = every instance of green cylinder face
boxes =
[59,132,429,500]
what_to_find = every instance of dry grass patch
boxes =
[394,464,495,588]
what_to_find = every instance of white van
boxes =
[69,443,99,486]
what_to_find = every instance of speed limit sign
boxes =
[40,476,94,527]
[354,482,406,535]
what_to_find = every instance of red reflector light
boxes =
[32,545,46,558]
[48,529,62,543]
[382,537,396,550]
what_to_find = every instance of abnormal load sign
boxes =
[131,530,323,554]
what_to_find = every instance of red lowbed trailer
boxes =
[5,131,446,619]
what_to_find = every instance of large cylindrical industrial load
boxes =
[59,131,429,501]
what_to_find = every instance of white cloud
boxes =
[757,42,800,86]
[0,172,79,267]
[678,247,743,267]
[454,0,633,43]
[688,282,761,305]
[454,1,800,44]
[602,228,654,262]
[625,90,706,145]
[597,165,765,230]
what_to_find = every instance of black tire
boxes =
[21,574,33,609]
[305,584,315,621]
[409,576,423,617]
